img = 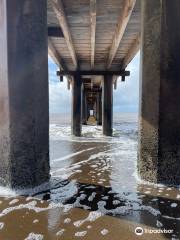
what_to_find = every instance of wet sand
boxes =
[0,118,179,239]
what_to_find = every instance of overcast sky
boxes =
[49,52,140,114]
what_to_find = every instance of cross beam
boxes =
[57,70,130,77]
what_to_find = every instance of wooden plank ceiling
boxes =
[47,0,141,73]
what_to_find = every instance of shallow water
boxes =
[0,113,179,240]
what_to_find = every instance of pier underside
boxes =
[48,0,140,136]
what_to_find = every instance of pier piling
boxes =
[138,0,180,185]
[0,0,50,188]
[72,73,82,136]
[102,76,113,136]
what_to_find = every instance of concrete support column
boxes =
[82,86,87,125]
[102,76,113,136]
[138,0,180,184]
[0,0,49,188]
[72,73,82,136]
[93,101,97,119]
[86,104,90,121]
[96,92,102,125]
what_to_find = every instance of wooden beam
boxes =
[48,39,66,70]
[48,40,73,86]
[48,27,64,38]
[122,34,140,69]
[50,0,78,68]
[57,70,130,76]
[107,0,136,69]
[90,0,96,69]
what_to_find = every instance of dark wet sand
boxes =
[0,130,180,239]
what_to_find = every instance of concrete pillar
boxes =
[86,104,90,121]
[93,101,97,119]
[82,86,87,125]
[138,0,180,185]
[96,92,102,125]
[102,76,113,136]
[0,0,49,188]
[72,73,82,136]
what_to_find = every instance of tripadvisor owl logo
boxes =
[135,227,144,236]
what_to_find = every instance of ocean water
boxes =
[0,113,179,240]
[50,112,138,140]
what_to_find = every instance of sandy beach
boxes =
[0,113,179,240]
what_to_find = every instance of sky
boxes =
[48,52,140,114]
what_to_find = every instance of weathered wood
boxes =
[50,0,78,68]
[57,70,130,76]
[48,27,64,37]
[47,0,140,71]
[122,33,140,69]
[48,39,66,70]
[90,0,96,69]
[107,0,136,69]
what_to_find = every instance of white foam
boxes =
[0,187,16,197]
[88,192,96,202]
[0,222,4,230]
[52,148,95,163]
[113,200,120,205]
[101,229,109,235]
[162,215,180,221]
[24,233,44,240]
[102,196,109,200]
[33,219,39,224]
[0,181,50,197]
[9,199,19,205]
[75,231,87,237]
[64,218,71,224]
[133,171,180,189]
[51,148,115,175]
[144,191,151,194]
[140,206,160,216]
[73,211,102,227]
[156,220,163,228]
[171,203,178,208]
[49,123,137,143]
[51,142,135,177]
[0,201,66,218]
[56,229,65,236]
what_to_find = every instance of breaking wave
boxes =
[49,121,138,143]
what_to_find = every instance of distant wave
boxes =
[50,121,138,143]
